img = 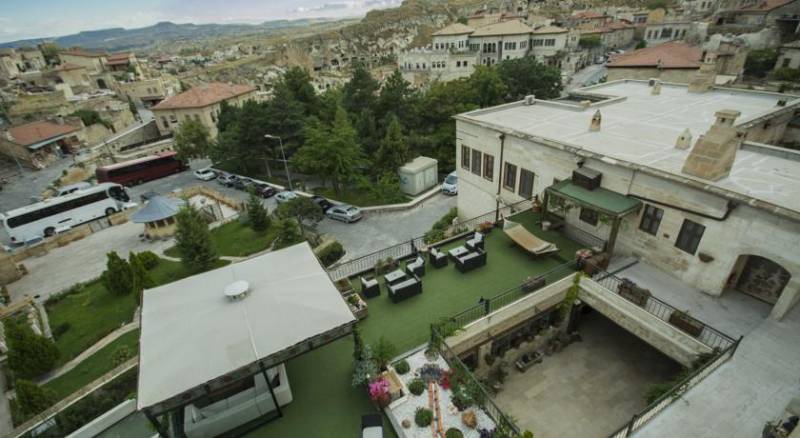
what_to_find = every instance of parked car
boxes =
[326,204,363,223]
[194,168,217,181]
[312,195,335,213]
[231,177,255,191]
[253,183,277,198]
[217,173,238,187]
[442,171,458,195]
[275,191,299,204]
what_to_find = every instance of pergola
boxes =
[543,179,642,256]
[130,195,183,239]
[137,243,356,437]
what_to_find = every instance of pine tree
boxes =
[375,115,410,175]
[103,251,134,296]
[4,319,59,379]
[175,205,218,273]
[246,191,270,232]
[14,380,56,419]
[129,252,153,302]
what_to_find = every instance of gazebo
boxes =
[137,243,356,437]
[130,195,184,239]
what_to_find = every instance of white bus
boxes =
[1,183,136,244]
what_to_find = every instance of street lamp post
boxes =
[264,134,293,190]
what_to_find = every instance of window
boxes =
[520,40,528,49]
[483,154,494,181]
[160,117,168,129]
[504,42,517,50]
[461,145,470,170]
[675,219,705,254]
[782,58,791,68]
[661,28,673,39]
[545,39,555,47]
[518,168,534,198]
[463,60,468,67]
[579,208,598,226]
[169,115,177,123]
[503,162,517,191]
[533,39,543,47]
[639,204,664,235]
[471,149,482,175]
[456,61,461,67]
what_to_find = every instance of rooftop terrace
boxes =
[244,210,584,437]
[457,81,800,212]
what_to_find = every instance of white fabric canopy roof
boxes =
[137,243,355,410]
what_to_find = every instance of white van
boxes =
[441,171,458,195]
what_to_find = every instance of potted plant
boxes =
[415,407,433,427]
[368,377,391,408]
[531,195,542,213]
[617,279,651,307]
[477,221,493,234]
[668,309,704,337]
[335,278,354,293]
[347,294,368,319]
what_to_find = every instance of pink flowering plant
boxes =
[368,377,391,407]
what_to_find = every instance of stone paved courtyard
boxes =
[494,311,682,438]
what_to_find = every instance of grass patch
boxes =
[46,281,137,367]
[149,257,230,286]
[43,330,139,401]
[164,220,278,258]
[314,187,410,208]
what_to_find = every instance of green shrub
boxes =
[52,322,71,338]
[446,428,464,438]
[4,319,59,379]
[393,359,410,375]
[372,336,397,370]
[317,241,345,267]
[423,228,446,244]
[13,380,55,424]
[773,67,800,82]
[415,407,433,427]
[274,219,303,249]
[102,251,133,296]
[645,381,674,404]
[112,345,134,367]
[408,378,425,396]
[137,251,159,270]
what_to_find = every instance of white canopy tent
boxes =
[137,242,356,436]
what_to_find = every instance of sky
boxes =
[0,0,400,43]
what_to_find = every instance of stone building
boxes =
[0,119,83,168]
[775,40,800,69]
[115,77,173,108]
[643,21,694,45]
[151,82,257,139]
[399,20,571,84]
[52,63,92,88]
[0,47,45,80]
[580,21,636,49]
[59,49,107,75]
[716,0,800,26]
[452,80,800,320]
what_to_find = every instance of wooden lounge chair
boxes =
[502,219,558,255]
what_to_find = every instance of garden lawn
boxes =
[46,281,137,367]
[164,221,278,258]
[314,187,410,208]
[43,330,139,401]
[148,257,230,287]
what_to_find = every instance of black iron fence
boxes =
[326,198,537,281]
[432,324,522,437]
[439,260,579,335]
[588,269,736,351]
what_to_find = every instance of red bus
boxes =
[96,152,188,186]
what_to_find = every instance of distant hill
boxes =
[0,19,338,51]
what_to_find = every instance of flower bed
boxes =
[385,349,495,438]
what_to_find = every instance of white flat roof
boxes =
[136,243,355,410]
[458,81,800,213]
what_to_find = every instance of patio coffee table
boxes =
[384,269,407,285]
[448,246,469,261]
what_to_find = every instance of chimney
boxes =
[651,80,662,95]
[589,110,602,132]
[682,109,742,181]
[688,60,716,93]
[675,128,692,149]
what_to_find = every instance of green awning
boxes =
[546,179,641,217]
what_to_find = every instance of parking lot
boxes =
[1,161,458,301]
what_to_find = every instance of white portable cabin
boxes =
[398,156,438,196]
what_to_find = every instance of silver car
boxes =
[326,204,362,223]
[275,191,299,204]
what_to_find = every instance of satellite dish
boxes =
[224,280,250,301]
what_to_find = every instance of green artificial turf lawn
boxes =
[164,220,278,258]
[43,329,139,400]
[46,280,138,366]
[247,210,581,436]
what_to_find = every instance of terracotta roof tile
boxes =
[432,23,475,36]
[471,19,533,37]
[607,41,703,69]
[152,82,257,110]
[7,121,80,147]
[532,25,568,34]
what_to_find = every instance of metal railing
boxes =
[609,336,741,438]
[589,268,736,350]
[326,198,536,281]
[439,260,579,335]
[432,324,522,437]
